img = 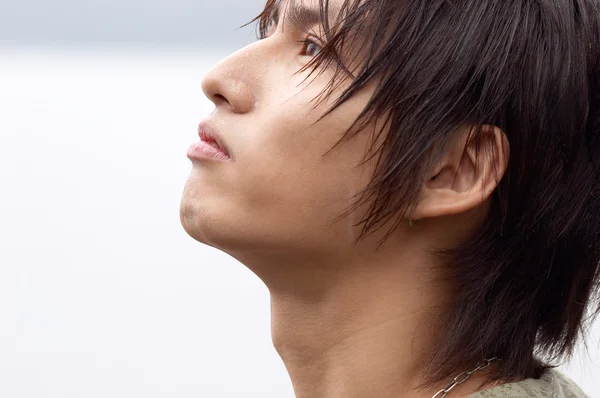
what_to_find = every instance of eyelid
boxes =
[307,34,325,48]
[263,13,325,42]
[299,35,325,53]
[261,16,328,60]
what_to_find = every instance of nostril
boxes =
[214,93,227,103]
[212,92,237,112]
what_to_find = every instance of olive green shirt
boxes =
[469,368,589,397]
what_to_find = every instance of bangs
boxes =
[243,0,394,129]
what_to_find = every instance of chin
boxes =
[180,180,217,244]
[179,179,319,257]
[180,200,207,243]
[179,192,244,253]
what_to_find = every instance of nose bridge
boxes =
[201,44,263,114]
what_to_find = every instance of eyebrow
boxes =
[273,1,340,33]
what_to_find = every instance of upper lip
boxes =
[198,121,230,157]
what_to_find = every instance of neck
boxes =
[270,261,438,397]
[231,220,497,398]
[260,244,460,398]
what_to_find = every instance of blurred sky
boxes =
[0,0,266,50]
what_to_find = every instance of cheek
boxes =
[226,106,375,247]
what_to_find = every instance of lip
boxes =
[198,121,230,157]
[187,140,232,162]
[187,121,232,162]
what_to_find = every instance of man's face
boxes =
[180,0,382,259]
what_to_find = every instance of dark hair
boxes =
[243,0,600,388]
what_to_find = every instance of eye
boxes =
[299,37,323,57]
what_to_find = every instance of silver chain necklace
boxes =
[431,357,500,398]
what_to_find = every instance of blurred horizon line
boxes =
[0,43,243,57]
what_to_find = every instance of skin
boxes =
[180,0,510,396]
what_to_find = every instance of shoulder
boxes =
[468,368,589,398]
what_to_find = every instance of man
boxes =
[180,0,599,396]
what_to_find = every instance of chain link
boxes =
[431,358,500,398]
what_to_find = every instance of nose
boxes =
[201,49,257,114]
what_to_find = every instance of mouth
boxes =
[198,121,230,158]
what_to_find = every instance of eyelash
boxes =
[261,17,324,58]
[297,37,323,57]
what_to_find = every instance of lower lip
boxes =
[187,140,231,162]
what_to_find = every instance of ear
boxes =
[410,125,509,221]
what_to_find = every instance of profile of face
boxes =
[180,0,384,262]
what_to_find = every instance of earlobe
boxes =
[410,125,509,221]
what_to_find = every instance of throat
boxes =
[268,263,450,398]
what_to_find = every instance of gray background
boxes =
[0,0,265,49]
